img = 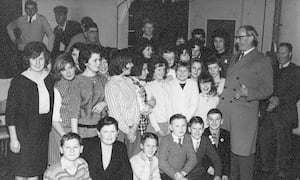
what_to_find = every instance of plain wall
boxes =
[279,0,300,65]
[189,0,275,53]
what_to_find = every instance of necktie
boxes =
[212,133,218,147]
[29,16,32,23]
[236,52,244,62]
[196,141,200,152]
[178,138,182,147]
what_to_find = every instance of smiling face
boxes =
[139,63,149,80]
[122,62,134,76]
[208,63,221,78]
[153,64,166,81]
[98,124,118,146]
[200,81,212,94]
[188,122,204,140]
[99,58,108,74]
[140,138,158,158]
[85,53,101,73]
[191,61,202,80]
[180,49,190,62]
[235,28,253,51]
[176,66,190,82]
[207,113,223,131]
[60,63,76,80]
[60,139,83,161]
[142,46,153,59]
[29,52,45,72]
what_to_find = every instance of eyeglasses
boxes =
[234,35,250,39]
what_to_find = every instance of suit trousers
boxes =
[231,152,255,180]
[259,112,292,174]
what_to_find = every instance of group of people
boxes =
[4,0,300,180]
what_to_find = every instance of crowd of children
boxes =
[5,3,237,178]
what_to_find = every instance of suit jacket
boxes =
[158,134,197,179]
[187,136,222,180]
[270,62,300,127]
[217,48,273,156]
[81,136,133,180]
[202,128,230,176]
[52,20,82,57]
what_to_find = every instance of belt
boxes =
[78,123,97,128]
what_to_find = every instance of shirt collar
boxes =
[61,157,79,171]
[58,21,67,31]
[142,33,153,40]
[27,14,37,22]
[280,61,291,69]
[172,133,184,143]
[242,47,255,56]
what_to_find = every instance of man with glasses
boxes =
[66,22,102,52]
[217,25,273,180]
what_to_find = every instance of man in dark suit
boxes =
[203,108,231,180]
[217,25,273,180]
[259,42,300,180]
[52,6,82,58]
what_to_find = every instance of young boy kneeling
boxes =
[158,114,197,180]
[186,116,222,180]
[130,132,161,180]
[44,132,91,180]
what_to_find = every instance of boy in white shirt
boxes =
[130,132,161,180]
[168,61,199,121]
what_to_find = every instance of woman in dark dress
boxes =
[211,29,232,77]
[81,116,133,180]
[6,41,55,180]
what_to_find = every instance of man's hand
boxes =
[233,83,248,100]
[266,96,279,112]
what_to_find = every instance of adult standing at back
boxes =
[217,25,273,180]
[52,6,82,58]
[7,0,54,52]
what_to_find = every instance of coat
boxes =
[217,48,273,156]
[81,136,133,180]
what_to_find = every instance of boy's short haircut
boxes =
[207,108,223,118]
[206,55,220,66]
[188,116,204,127]
[169,114,187,124]
[141,132,159,146]
[25,0,37,8]
[175,61,190,72]
[54,6,68,15]
[60,132,83,147]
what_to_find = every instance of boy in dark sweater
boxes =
[159,114,197,180]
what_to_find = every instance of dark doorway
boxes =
[206,19,236,54]
[128,0,189,49]
[0,0,22,78]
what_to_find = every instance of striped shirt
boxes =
[43,157,91,180]
[105,75,140,134]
